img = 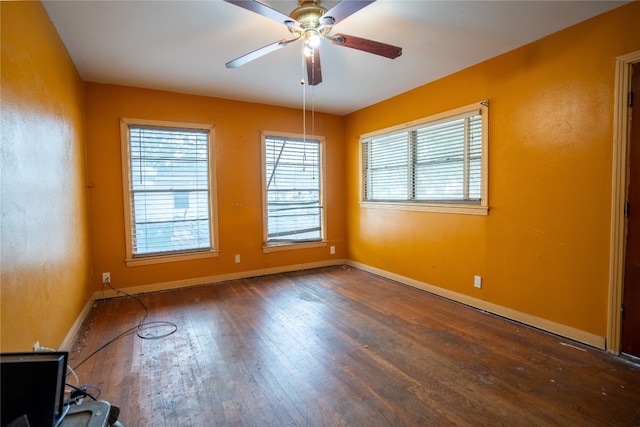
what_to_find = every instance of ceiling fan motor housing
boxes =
[289,0,333,39]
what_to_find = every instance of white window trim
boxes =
[120,118,219,267]
[262,241,328,253]
[261,130,327,252]
[359,101,489,215]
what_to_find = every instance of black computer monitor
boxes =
[1,351,68,427]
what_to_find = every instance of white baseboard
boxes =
[346,260,606,350]
[60,294,97,351]
[93,259,346,299]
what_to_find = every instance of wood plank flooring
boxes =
[68,266,640,426]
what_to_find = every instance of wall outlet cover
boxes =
[474,275,482,288]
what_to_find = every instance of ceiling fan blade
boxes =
[330,33,402,59]
[305,49,322,86]
[320,0,376,26]
[226,37,301,68]
[224,0,296,26]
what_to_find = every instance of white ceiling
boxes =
[43,0,628,115]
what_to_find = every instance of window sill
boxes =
[359,201,489,216]
[125,249,220,267]
[263,241,327,253]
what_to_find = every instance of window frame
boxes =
[261,130,327,253]
[120,118,219,267]
[359,101,489,215]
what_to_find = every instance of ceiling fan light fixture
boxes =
[306,31,321,48]
[303,45,313,57]
[303,30,321,56]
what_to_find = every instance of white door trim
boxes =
[607,50,640,354]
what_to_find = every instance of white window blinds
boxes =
[363,108,484,204]
[127,126,212,256]
[264,135,322,244]
[363,131,408,200]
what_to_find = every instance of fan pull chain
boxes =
[303,51,308,172]
[310,50,316,180]
[301,44,306,143]
[311,50,316,138]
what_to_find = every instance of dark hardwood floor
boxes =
[68,266,640,426]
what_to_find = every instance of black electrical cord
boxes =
[72,281,178,371]
[66,383,100,402]
[104,280,150,328]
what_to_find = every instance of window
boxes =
[120,118,218,266]
[262,132,325,250]
[361,101,488,215]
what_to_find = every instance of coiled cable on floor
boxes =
[72,282,177,370]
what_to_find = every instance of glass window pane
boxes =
[364,132,408,200]
[129,126,212,256]
[265,136,323,244]
[362,109,483,205]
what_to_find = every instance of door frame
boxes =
[608,49,640,354]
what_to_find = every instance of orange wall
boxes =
[344,2,640,338]
[84,84,345,290]
[1,2,92,351]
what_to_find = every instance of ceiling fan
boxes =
[224,0,402,86]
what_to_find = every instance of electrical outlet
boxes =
[330,245,336,255]
[474,275,482,289]
[234,254,240,263]
[102,272,110,284]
